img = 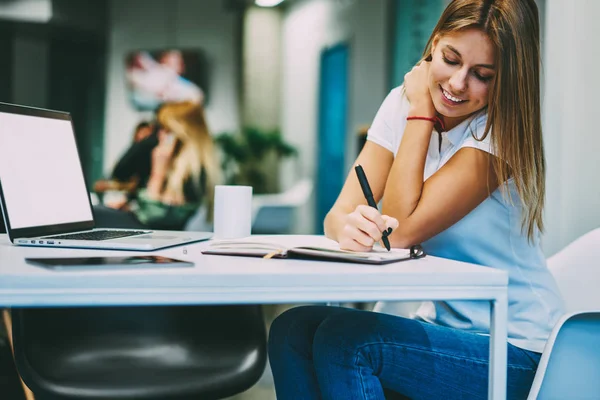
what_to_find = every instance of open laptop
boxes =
[0,102,212,251]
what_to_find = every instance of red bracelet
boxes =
[406,116,445,132]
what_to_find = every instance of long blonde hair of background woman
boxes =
[421,0,544,242]
[157,101,221,218]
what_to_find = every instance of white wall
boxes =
[543,0,600,256]
[104,0,240,173]
[243,6,282,130]
[0,0,51,23]
[280,0,390,233]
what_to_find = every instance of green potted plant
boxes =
[214,127,297,194]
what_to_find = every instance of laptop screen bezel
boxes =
[0,102,96,241]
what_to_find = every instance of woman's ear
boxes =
[430,34,441,57]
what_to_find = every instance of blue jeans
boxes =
[268,306,541,400]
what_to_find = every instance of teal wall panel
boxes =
[390,0,445,89]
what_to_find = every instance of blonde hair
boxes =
[157,102,221,217]
[422,0,544,241]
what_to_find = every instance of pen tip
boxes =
[382,236,391,251]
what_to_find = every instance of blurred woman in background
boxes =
[94,101,221,230]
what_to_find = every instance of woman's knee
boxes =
[268,306,355,357]
[269,306,329,355]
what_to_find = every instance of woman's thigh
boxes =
[313,309,540,400]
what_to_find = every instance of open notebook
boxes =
[202,235,425,265]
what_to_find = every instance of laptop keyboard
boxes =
[44,230,150,241]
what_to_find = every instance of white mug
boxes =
[213,185,253,239]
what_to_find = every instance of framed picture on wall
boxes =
[125,49,209,111]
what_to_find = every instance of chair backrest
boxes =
[546,228,600,313]
[528,312,600,399]
[11,305,267,399]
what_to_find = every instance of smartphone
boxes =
[26,256,194,271]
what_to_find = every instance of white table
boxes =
[0,235,508,399]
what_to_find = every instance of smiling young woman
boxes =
[268,1,565,399]
[428,29,496,128]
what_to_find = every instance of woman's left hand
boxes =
[404,59,435,117]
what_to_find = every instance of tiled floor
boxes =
[228,384,276,400]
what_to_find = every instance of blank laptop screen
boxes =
[0,111,93,229]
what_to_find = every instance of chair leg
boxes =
[2,309,36,400]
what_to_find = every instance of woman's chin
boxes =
[434,103,472,120]
[433,104,457,119]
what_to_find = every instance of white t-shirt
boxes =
[368,86,564,353]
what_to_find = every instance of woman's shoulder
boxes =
[456,110,495,155]
[388,85,410,109]
[367,85,411,154]
[376,85,411,127]
[471,110,489,137]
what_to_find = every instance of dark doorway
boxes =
[47,30,107,188]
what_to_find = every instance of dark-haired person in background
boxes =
[93,120,157,210]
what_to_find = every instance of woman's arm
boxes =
[145,169,167,201]
[324,141,397,251]
[383,144,498,248]
[382,118,434,220]
[146,132,180,203]
[380,60,500,249]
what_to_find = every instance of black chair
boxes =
[11,305,267,400]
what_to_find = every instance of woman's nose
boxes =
[449,69,468,93]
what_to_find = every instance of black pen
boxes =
[354,164,391,251]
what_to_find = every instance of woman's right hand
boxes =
[338,205,399,252]
[151,130,177,176]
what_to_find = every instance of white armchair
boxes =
[546,228,600,313]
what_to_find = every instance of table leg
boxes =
[488,293,508,400]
